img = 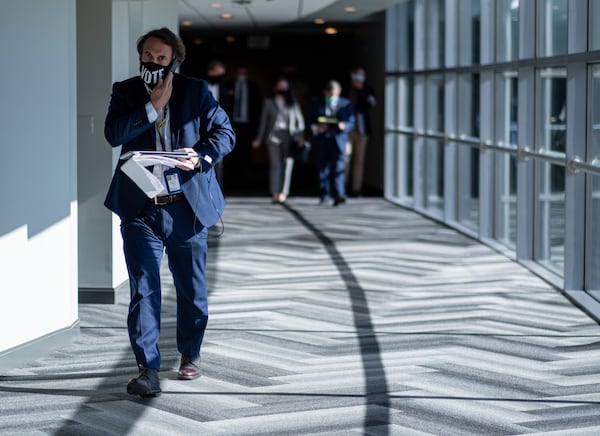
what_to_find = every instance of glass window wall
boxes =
[399,77,414,129]
[536,162,565,273]
[538,0,568,57]
[535,67,566,273]
[459,0,481,66]
[385,0,600,318]
[427,0,445,69]
[385,77,398,130]
[424,73,445,215]
[589,175,600,295]
[537,67,567,154]
[426,74,445,134]
[589,65,600,162]
[400,135,414,202]
[496,0,519,62]
[456,73,480,229]
[587,66,600,293]
[457,145,480,229]
[398,0,415,71]
[425,139,445,215]
[386,134,400,199]
[459,73,480,138]
[494,71,518,249]
[592,0,600,50]
[495,152,517,247]
[399,77,414,202]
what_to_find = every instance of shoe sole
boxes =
[177,372,201,380]
[127,383,162,397]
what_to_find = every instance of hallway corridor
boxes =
[2,198,600,435]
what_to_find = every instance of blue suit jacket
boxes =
[104,74,235,227]
[309,96,355,152]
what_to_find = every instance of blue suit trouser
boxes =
[120,200,208,370]
[314,137,346,200]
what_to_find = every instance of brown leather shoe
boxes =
[178,356,201,380]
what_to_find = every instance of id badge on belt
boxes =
[164,168,183,193]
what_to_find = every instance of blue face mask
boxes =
[352,74,365,82]
[327,96,339,106]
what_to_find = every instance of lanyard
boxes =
[156,105,169,151]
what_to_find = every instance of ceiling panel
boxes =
[179,0,335,29]
[178,0,401,30]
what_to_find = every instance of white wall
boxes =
[77,0,120,293]
[0,0,178,362]
[77,0,178,300]
[0,0,78,353]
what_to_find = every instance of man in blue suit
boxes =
[309,80,355,205]
[104,27,235,397]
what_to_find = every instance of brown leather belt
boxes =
[152,192,184,206]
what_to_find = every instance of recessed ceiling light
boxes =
[193,38,204,45]
[211,2,222,8]
[314,18,325,25]
[181,20,193,26]
[344,6,356,12]
[220,12,234,20]
[324,27,338,35]
[225,36,236,42]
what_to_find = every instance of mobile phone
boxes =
[169,58,181,73]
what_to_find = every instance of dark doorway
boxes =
[179,24,375,198]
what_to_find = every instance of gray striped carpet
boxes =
[2,197,600,435]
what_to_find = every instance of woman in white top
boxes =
[252,77,305,203]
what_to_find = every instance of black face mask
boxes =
[206,74,225,85]
[276,89,294,106]
[139,61,170,89]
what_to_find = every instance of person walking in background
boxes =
[346,66,376,197]
[229,65,261,188]
[205,60,231,110]
[252,77,305,204]
[104,27,235,397]
[204,60,232,188]
[309,80,355,206]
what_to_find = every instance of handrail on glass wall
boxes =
[567,156,600,176]
[481,141,519,155]
[519,147,565,166]
[386,128,519,153]
[386,127,600,176]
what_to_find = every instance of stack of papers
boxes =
[120,150,196,169]
[120,150,196,198]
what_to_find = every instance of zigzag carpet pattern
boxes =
[2,197,600,435]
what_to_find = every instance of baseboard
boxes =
[564,290,600,324]
[0,321,80,371]
[78,287,116,304]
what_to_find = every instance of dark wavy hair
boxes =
[136,27,186,62]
